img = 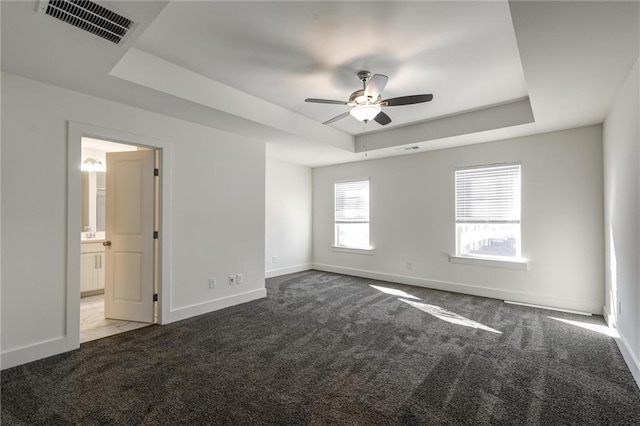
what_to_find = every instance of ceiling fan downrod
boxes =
[357,70,371,89]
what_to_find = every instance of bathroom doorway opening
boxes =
[79,137,160,343]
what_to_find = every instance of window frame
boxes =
[453,162,525,266]
[333,178,371,252]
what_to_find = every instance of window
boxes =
[455,163,521,259]
[335,179,370,249]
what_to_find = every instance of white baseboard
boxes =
[312,263,602,314]
[2,289,267,370]
[166,288,267,323]
[266,263,312,278]
[504,300,591,316]
[1,337,71,370]
[613,330,640,389]
[603,304,614,327]
[603,304,640,388]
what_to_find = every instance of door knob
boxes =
[103,240,112,247]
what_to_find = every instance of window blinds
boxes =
[335,180,369,223]
[455,164,521,224]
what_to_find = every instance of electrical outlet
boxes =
[406,261,413,270]
[236,274,243,284]
[209,277,216,289]
[229,275,236,285]
[272,256,277,264]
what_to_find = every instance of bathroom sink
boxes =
[81,231,106,242]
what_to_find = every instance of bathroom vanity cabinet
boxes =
[81,242,105,295]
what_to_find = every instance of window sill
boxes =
[332,246,374,255]
[449,255,529,270]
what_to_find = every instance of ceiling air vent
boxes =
[39,0,137,45]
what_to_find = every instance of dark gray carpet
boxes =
[2,270,639,425]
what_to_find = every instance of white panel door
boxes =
[104,150,155,323]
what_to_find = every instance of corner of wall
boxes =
[166,288,266,324]
[614,332,640,389]
[266,264,313,278]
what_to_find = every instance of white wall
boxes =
[265,157,312,277]
[603,58,640,385]
[1,73,266,368]
[313,125,604,314]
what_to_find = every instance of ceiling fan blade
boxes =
[373,111,392,126]
[364,74,388,100]
[305,98,348,105]
[323,111,351,125]
[382,94,433,106]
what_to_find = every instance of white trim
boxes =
[604,304,640,388]
[455,161,521,172]
[312,263,602,314]
[333,177,370,184]
[504,300,591,316]
[0,290,264,369]
[449,255,529,270]
[332,246,374,255]
[613,328,640,389]
[603,304,614,327]
[1,337,67,370]
[69,122,173,328]
[266,264,312,278]
[166,288,266,323]
[67,122,83,353]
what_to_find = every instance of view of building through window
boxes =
[456,223,519,257]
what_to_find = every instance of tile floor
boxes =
[80,294,151,343]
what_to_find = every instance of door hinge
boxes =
[153,231,159,239]
[154,168,159,176]
[153,293,158,302]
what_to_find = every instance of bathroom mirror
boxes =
[81,171,106,234]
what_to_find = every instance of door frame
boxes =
[66,121,173,350]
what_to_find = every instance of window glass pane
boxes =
[455,163,521,259]
[457,223,520,258]
[334,180,369,248]
[335,181,369,222]
[336,223,369,249]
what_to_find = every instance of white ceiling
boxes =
[134,1,528,135]
[1,1,638,167]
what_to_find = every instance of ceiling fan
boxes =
[305,70,433,126]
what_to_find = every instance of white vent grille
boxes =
[39,0,136,44]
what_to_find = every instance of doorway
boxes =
[80,137,157,342]
[67,122,171,352]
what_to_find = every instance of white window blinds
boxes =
[455,164,521,224]
[335,180,369,223]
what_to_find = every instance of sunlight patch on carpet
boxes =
[370,284,421,300]
[399,298,502,334]
[548,317,619,338]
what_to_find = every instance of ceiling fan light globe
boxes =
[350,104,381,122]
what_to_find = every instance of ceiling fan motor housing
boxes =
[348,89,379,106]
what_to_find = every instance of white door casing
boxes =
[104,150,155,323]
